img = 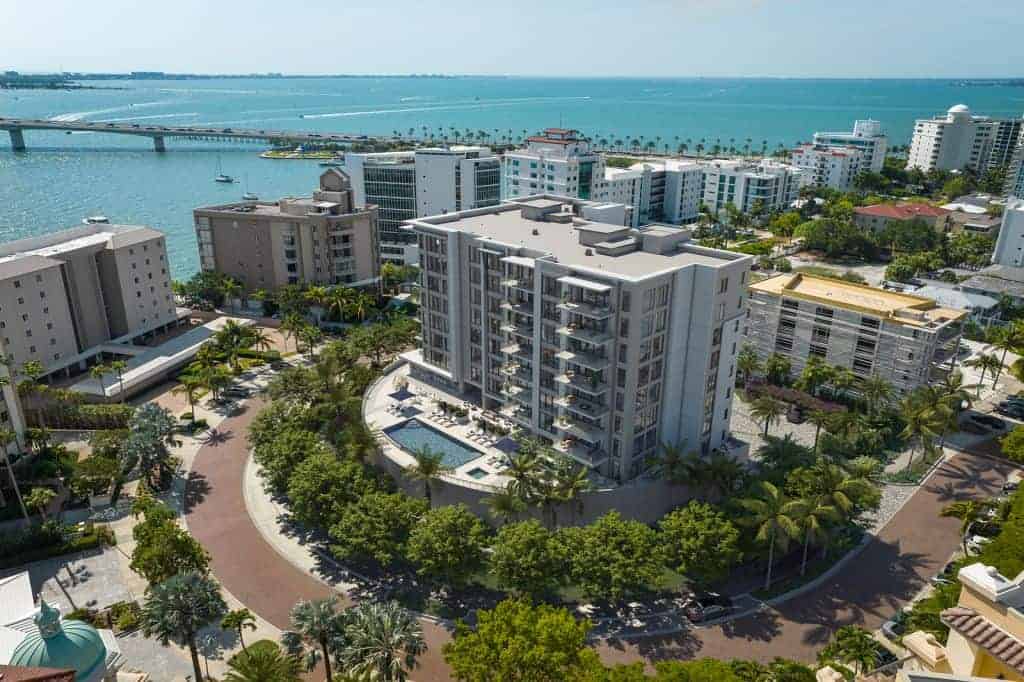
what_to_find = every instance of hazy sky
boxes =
[3,0,1021,78]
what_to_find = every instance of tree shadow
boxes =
[183,471,211,512]
[199,428,234,447]
[627,629,704,662]
[718,608,782,642]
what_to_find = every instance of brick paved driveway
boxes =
[185,398,1014,677]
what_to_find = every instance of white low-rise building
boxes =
[813,119,888,173]
[700,159,803,216]
[991,198,1024,267]
[791,143,866,191]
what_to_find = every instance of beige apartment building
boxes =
[402,195,752,482]
[0,223,183,449]
[193,168,379,293]
[747,274,965,393]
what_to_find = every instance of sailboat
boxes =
[242,175,258,201]
[214,155,235,183]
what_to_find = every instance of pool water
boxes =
[466,467,488,480]
[384,419,484,468]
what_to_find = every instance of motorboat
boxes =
[82,215,110,225]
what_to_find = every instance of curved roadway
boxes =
[184,398,1013,679]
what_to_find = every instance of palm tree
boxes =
[298,325,323,360]
[829,367,856,400]
[222,608,258,652]
[647,440,698,484]
[0,428,28,522]
[25,487,55,521]
[504,449,541,502]
[483,486,527,525]
[404,445,451,504]
[244,327,274,354]
[736,344,762,390]
[221,278,242,313]
[325,287,354,323]
[899,389,945,472]
[989,320,1024,385]
[790,496,838,575]
[89,363,111,399]
[140,571,228,682]
[737,481,801,590]
[941,500,993,555]
[305,285,329,327]
[750,396,786,436]
[280,314,305,352]
[281,597,346,682]
[965,353,1003,395]
[348,291,376,322]
[338,601,426,682]
[807,410,831,453]
[107,360,129,402]
[756,434,813,474]
[859,374,894,416]
[552,459,592,527]
[765,354,791,386]
[819,626,879,676]
[224,642,302,682]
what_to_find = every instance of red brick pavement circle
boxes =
[185,397,1014,679]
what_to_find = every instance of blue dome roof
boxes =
[9,601,107,681]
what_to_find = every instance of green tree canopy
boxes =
[407,504,488,587]
[658,501,741,587]
[254,428,332,496]
[287,452,382,529]
[329,492,428,566]
[490,519,567,600]
[442,600,600,682]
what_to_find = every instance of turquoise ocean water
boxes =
[2,77,1022,278]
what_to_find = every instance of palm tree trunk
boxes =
[996,347,1009,384]
[764,535,775,591]
[976,368,986,397]
[188,639,204,682]
[813,424,821,452]
[238,628,247,652]
[801,529,811,576]
[321,640,333,682]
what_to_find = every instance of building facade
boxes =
[991,199,1024,267]
[812,119,889,173]
[403,195,752,482]
[746,274,964,393]
[194,169,379,292]
[0,224,180,449]
[907,105,1023,173]
[1007,143,1024,198]
[602,160,705,225]
[502,129,603,201]
[700,159,803,216]
[898,562,1024,680]
[343,146,501,264]
[853,203,953,234]
[790,144,865,191]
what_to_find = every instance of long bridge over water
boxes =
[0,117,409,152]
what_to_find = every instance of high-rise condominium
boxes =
[907,105,1023,173]
[341,146,501,265]
[402,195,752,482]
[812,119,889,173]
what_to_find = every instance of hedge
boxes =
[0,522,115,570]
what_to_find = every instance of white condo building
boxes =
[1007,144,1024,198]
[907,105,1023,173]
[791,143,866,191]
[991,199,1024,267]
[813,119,888,173]
[342,146,501,264]
[603,159,706,225]
[700,159,803,215]
[402,196,752,482]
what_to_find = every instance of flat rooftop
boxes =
[750,273,965,326]
[0,224,163,270]
[195,199,368,218]
[409,203,742,279]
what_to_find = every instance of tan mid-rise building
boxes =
[193,168,379,293]
[0,223,183,450]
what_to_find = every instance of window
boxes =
[719,278,729,293]
[13,280,20,288]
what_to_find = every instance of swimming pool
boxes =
[384,419,485,469]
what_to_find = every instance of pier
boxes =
[0,117,416,152]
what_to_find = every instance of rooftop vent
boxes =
[532,228,539,236]
[585,248,594,256]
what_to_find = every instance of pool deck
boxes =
[365,364,514,490]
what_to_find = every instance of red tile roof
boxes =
[854,203,951,220]
[941,607,1024,674]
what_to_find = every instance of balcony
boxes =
[554,415,605,442]
[502,383,528,398]
[500,300,534,315]
[554,372,608,396]
[555,395,609,419]
[552,438,609,469]
[501,323,535,339]
[556,298,612,319]
[555,348,610,371]
[556,324,612,345]
[501,342,521,355]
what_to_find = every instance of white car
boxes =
[966,535,992,555]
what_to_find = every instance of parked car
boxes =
[1003,471,1022,493]
[997,403,1024,418]
[683,592,735,623]
[222,387,250,399]
[931,561,958,586]
[966,535,992,555]
[786,405,806,424]
[969,414,1007,431]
